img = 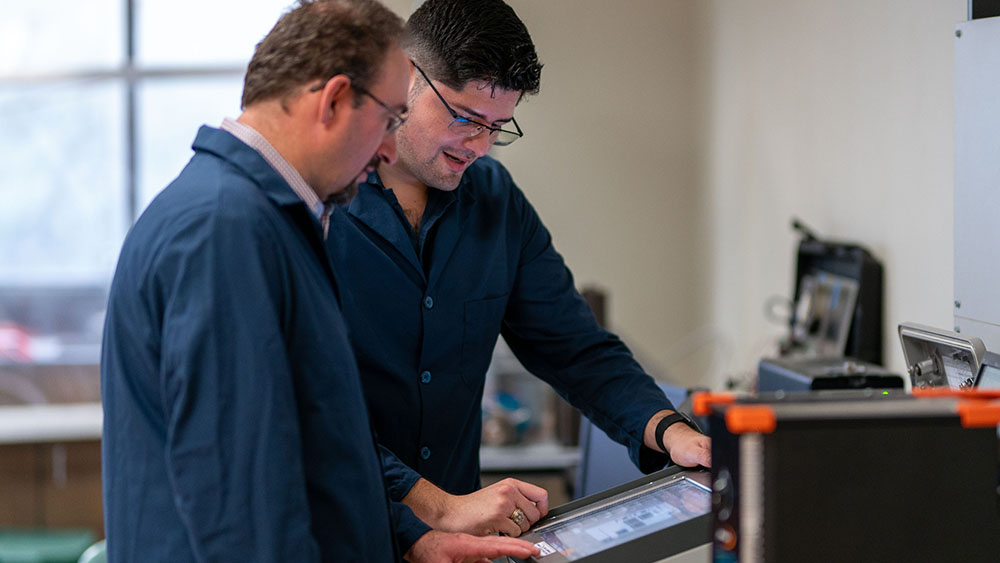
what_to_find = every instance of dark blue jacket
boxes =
[327,156,674,497]
[101,126,427,562]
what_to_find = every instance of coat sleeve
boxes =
[156,210,321,561]
[499,183,673,473]
[389,500,432,556]
[378,445,432,554]
[379,443,422,501]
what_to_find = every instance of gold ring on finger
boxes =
[510,507,526,526]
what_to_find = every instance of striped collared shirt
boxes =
[220,118,333,238]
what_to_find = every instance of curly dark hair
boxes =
[241,0,405,109]
[405,0,542,96]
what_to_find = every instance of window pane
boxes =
[0,81,127,286]
[0,0,123,75]
[137,0,294,67]
[136,76,245,213]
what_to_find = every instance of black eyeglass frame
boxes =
[411,60,524,147]
[309,77,407,133]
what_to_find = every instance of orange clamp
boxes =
[956,400,1000,428]
[912,387,1000,400]
[692,391,736,417]
[725,405,777,434]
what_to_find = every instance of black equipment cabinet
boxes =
[699,390,1000,562]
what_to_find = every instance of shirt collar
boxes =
[220,118,327,221]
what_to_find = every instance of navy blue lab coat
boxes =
[326,155,675,497]
[101,126,427,562]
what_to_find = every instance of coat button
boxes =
[420,371,432,384]
[423,296,434,309]
[420,446,431,460]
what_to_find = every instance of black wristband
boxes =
[654,412,696,453]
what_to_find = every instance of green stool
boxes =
[76,540,105,563]
[0,530,95,563]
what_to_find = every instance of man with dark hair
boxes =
[326,0,712,538]
[101,0,538,560]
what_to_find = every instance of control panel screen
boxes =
[535,477,710,560]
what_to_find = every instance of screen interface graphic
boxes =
[537,478,710,560]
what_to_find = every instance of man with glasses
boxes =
[101,0,539,561]
[326,0,712,538]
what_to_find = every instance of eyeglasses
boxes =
[310,78,407,134]
[411,61,524,147]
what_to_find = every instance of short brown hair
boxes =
[241,0,405,109]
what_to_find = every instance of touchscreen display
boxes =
[536,477,710,560]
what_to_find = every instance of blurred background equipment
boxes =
[756,219,896,392]
[479,287,699,505]
[479,287,614,505]
[781,218,883,364]
[899,322,986,390]
[574,383,693,500]
[757,356,902,392]
[481,340,553,448]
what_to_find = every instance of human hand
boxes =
[437,478,549,537]
[404,530,540,563]
[661,422,711,468]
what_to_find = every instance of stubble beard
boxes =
[396,127,463,192]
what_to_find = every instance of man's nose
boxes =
[377,130,398,164]
[462,130,494,159]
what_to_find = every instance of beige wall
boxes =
[497,0,710,386]
[387,0,968,389]
[382,0,413,18]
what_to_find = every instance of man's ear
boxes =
[316,74,353,125]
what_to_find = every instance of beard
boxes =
[328,182,357,206]
[327,154,381,206]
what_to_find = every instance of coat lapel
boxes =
[425,179,474,290]
[346,180,424,280]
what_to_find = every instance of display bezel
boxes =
[513,466,712,563]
